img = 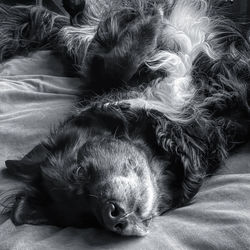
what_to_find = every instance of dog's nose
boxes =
[102,202,127,232]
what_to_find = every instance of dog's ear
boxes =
[11,195,48,226]
[155,121,207,206]
[5,144,48,182]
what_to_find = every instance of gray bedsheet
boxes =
[0,51,249,250]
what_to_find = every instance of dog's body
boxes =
[1,0,250,236]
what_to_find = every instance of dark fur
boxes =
[0,0,250,236]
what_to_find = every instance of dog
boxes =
[1,0,250,236]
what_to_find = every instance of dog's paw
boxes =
[0,4,31,61]
[0,4,69,62]
[62,0,85,17]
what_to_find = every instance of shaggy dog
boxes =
[1,0,250,236]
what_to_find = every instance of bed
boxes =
[0,48,250,250]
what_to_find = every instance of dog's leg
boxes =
[51,0,102,77]
[0,4,69,61]
[56,0,103,78]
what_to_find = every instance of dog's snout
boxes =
[107,202,123,218]
[102,202,127,232]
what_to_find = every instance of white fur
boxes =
[120,0,214,121]
[59,25,97,72]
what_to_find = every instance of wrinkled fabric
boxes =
[0,51,249,250]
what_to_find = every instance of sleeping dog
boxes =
[1,0,250,236]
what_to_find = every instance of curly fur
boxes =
[0,0,250,236]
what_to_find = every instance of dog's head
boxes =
[4,106,171,236]
[5,105,217,236]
